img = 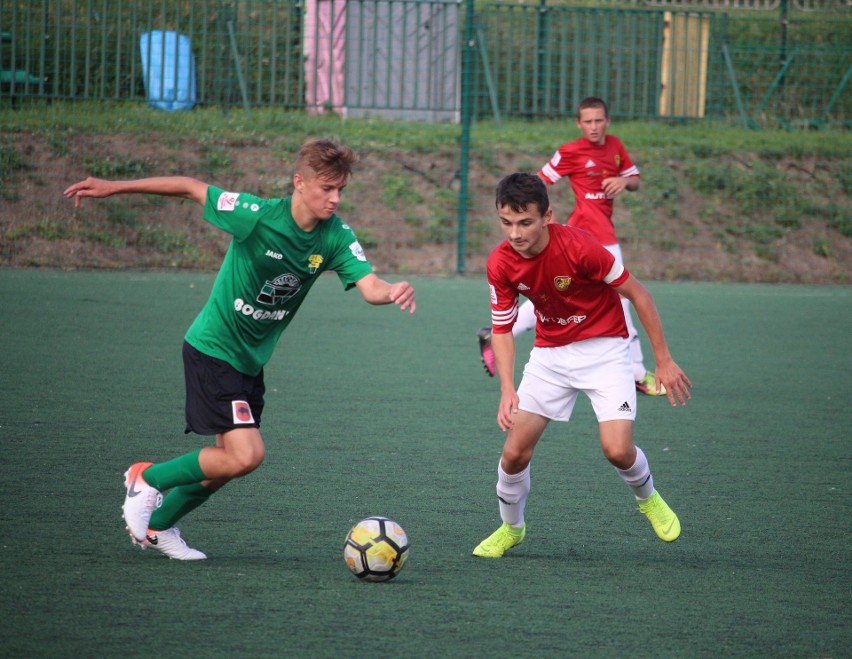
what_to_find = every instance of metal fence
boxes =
[0,0,305,107]
[470,5,851,129]
[1,0,850,128]
[471,7,677,120]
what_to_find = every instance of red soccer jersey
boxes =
[538,135,639,245]
[487,224,630,348]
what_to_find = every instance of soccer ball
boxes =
[343,516,409,582]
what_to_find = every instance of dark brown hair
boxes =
[495,173,550,216]
[577,96,609,119]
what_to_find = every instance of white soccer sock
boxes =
[512,299,537,337]
[496,462,530,528]
[615,446,655,500]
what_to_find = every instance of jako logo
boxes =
[265,249,283,260]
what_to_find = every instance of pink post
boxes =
[304,0,347,116]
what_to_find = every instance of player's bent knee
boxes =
[219,429,266,476]
[233,446,265,476]
[500,452,531,474]
[601,444,635,470]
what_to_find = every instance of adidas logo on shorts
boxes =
[618,401,632,412]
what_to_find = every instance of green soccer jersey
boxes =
[184,185,374,375]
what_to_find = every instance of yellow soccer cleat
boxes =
[472,523,526,558]
[638,491,681,542]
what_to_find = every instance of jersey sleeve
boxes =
[326,219,374,290]
[538,144,572,185]
[486,252,519,334]
[203,186,266,241]
[615,138,640,178]
[590,241,629,286]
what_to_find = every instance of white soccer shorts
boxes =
[517,336,637,423]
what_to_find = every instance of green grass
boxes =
[1,104,850,278]
[0,270,849,657]
[2,103,851,157]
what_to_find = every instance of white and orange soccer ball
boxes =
[343,516,409,582]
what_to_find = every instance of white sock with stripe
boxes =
[497,462,530,528]
[616,446,655,500]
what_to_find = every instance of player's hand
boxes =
[601,176,627,197]
[64,177,114,208]
[497,390,520,432]
[654,359,692,407]
[388,281,416,314]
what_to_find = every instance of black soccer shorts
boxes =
[182,341,265,435]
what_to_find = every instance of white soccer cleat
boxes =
[132,527,207,561]
[122,462,162,541]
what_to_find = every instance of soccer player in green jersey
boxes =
[64,138,416,560]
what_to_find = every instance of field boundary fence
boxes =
[0,0,849,129]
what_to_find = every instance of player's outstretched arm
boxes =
[354,273,416,313]
[492,331,519,431]
[615,275,692,407]
[64,176,208,208]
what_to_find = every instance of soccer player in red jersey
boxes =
[478,97,662,396]
[472,173,691,558]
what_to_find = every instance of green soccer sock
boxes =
[149,483,215,531]
[142,449,207,491]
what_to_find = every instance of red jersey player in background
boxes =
[472,172,691,558]
[477,97,663,397]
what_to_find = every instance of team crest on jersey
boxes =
[554,276,572,291]
[257,273,301,305]
[308,254,324,273]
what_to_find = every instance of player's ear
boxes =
[542,206,554,224]
[293,172,304,192]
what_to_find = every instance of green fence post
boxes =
[821,62,852,127]
[756,47,797,117]
[721,43,753,130]
[475,27,502,127]
[457,0,475,275]
[226,20,252,116]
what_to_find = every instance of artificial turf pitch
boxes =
[0,269,849,657]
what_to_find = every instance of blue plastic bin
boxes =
[140,31,196,111]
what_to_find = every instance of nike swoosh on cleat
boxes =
[664,519,675,534]
[127,470,143,497]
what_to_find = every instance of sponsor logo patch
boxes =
[217,191,239,211]
[256,273,301,306]
[349,241,366,261]
[232,400,255,425]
